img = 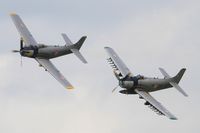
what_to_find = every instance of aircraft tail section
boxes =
[159,68,188,97]
[171,68,188,97]
[169,82,188,97]
[173,68,186,84]
[74,36,87,50]
[70,49,87,63]
[61,33,87,64]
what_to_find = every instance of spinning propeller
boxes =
[12,38,24,66]
[112,84,119,93]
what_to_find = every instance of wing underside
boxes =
[135,89,177,120]
[35,58,74,89]
[104,47,132,78]
[10,13,37,47]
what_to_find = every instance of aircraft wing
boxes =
[10,13,37,47]
[35,58,74,89]
[134,89,177,120]
[104,47,132,78]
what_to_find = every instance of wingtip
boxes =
[66,85,74,90]
[170,117,178,120]
[61,33,66,36]
[83,61,88,64]
[10,12,17,16]
[104,46,110,49]
[183,93,189,97]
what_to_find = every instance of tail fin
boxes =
[61,33,87,64]
[159,68,188,97]
[172,68,188,97]
[173,68,186,84]
[74,36,87,50]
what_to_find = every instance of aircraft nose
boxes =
[20,50,23,56]
[119,80,123,87]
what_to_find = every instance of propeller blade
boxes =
[20,37,23,50]
[20,55,23,67]
[112,85,119,93]
[12,50,20,53]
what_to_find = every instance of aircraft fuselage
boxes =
[119,76,173,94]
[20,45,73,59]
[137,78,172,92]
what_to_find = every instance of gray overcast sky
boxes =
[0,0,200,133]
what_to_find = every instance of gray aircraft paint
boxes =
[105,47,188,120]
[10,13,87,89]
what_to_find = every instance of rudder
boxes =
[173,68,186,83]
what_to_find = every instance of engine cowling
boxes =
[20,50,34,57]
[20,45,38,58]
[119,80,135,89]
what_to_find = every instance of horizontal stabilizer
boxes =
[169,82,188,97]
[159,67,188,97]
[159,68,171,78]
[70,49,87,64]
[61,33,87,64]
[61,33,73,45]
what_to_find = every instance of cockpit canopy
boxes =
[136,74,145,79]
[37,43,47,48]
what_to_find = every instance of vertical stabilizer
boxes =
[159,68,188,97]
[173,68,186,84]
[61,33,87,64]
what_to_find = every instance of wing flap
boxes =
[10,13,37,47]
[135,89,177,120]
[104,47,132,78]
[35,58,74,89]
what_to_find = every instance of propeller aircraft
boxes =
[10,13,87,89]
[105,47,188,120]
